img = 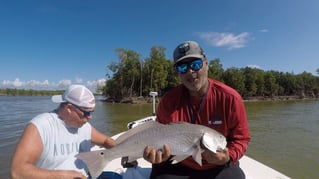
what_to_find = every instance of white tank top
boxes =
[30,112,92,176]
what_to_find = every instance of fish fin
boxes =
[192,144,203,166]
[171,155,189,164]
[75,150,109,179]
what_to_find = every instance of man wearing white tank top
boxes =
[11,84,115,179]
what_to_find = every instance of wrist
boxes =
[225,157,232,167]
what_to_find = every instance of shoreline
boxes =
[100,95,319,104]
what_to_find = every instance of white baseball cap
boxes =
[51,84,95,108]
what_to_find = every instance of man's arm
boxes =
[91,126,115,149]
[227,97,251,163]
[10,123,86,179]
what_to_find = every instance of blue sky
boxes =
[1,0,319,92]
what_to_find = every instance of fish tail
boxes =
[76,150,111,179]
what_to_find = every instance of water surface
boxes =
[0,96,318,178]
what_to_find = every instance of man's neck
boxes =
[189,80,209,98]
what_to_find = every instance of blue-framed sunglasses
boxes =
[71,103,94,117]
[175,58,203,74]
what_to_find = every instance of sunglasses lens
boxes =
[72,104,93,117]
[189,59,203,71]
[176,64,188,74]
[176,59,203,74]
[84,111,91,117]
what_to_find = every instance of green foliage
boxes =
[0,88,63,96]
[223,67,246,95]
[264,71,279,97]
[104,46,181,101]
[240,67,266,97]
[208,58,224,82]
[103,47,319,100]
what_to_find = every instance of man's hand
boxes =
[202,147,230,165]
[57,170,87,179]
[143,144,171,164]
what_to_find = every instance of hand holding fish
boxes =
[202,147,230,166]
[143,144,171,164]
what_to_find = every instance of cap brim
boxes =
[51,95,65,103]
[174,54,204,64]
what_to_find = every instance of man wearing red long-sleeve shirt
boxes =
[143,41,250,179]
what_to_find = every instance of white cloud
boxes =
[28,80,50,87]
[57,80,72,88]
[74,77,83,84]
[87,79,106,93]
[2,78,24,87]
[0,78,106,93]
[247,64,262,69]
[198,32,251,49]
[96,79,106,87]
[260,29,269,32]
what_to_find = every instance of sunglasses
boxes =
[71,104,94,117]
[175,58,203,74]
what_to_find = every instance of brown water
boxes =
[1,96,318,178]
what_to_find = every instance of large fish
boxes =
[76,121,227,178]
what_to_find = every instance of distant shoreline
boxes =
[100,95,319,104]
[243,95,309,102]
[1,94,318,103]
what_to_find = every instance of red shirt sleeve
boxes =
[225,93,250,163]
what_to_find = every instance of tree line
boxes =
[1,46,318,99]
[0,88,64,96]
[102,46,319,102]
